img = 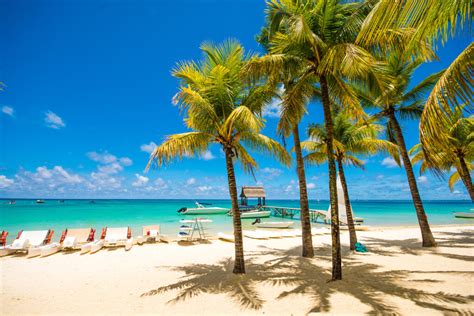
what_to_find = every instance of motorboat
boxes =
[8,200,16,205]
[454,212,474,218]
[177,202,229,215]
[36,199,45,204]
[252,219,294,229]
[228,208,271,219]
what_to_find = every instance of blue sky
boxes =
[0,0,471,200]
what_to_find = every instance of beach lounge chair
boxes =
[60,228,95,250]
[137,225,161,245]
[0,231,7,246]
[0,230,54,257]
[91,227,133,253]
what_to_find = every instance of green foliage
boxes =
[147,40,291,173]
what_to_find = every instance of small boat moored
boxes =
[178,202,229,215]
[36,199,45,204]
[252,219,294,229]
[454,212,474,218]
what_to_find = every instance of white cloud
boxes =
[2,106,14,117]
[87,151,117,164]
[186,178,196,185]
[285,185,293,193]
[52,166,82,184]
[200,150,215,161]
[197,185,212,192]
[307,183,316,189]
[0,175,14,188]
[89,172,121,190]
[381,157,399,168]
[262,98,281,118]
[140,142,157,154]
[132,174,149,187]
[44,110,66,129]
[119,157,133,166]
[98,162,123,174]
[261,167,283,178]
[417,175,428,184]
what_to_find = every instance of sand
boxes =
[1,225,473,315]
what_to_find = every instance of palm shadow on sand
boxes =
[141,238,474,314]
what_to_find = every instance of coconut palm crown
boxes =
[147,40,291,274]
[301,112,399,249]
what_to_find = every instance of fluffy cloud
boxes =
[381,157,399,168]
[307,183,316,189]
[98,162,123,174]
[186,178,197,185]
[140,142,157,154]
[132,174,149,187]
[87,151,118,164]
[417,175,428,184]
[197,185,213,192]
[261,167,283,179]
[44,110,66,129]
[262,98,281,118]
[119,157,133,166]
[0,175,14,188]
[87,151,132,174]
[200,150,215,161]
[1,106,14,117]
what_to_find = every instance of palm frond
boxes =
[146,132,214,170]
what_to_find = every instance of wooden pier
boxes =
[260,205,328,223]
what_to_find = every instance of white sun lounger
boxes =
[137,225,162,245]
[90,227,133,253]
[60,228,96,251]
[0,230,54,257]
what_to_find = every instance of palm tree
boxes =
[411,107,474,201]
[356,54,442,247]
[355,0,473,200]
[247,37,318,258]
[301,112,399,250]
[146,40,291,274]
[248,0,389,280]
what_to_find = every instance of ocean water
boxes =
[0,199,472,243]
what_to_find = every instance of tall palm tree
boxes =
[355,0,473,198]
[146,40,291,274]
[248,0,389,280]
[301,112,399,250]
[247,38,318,258]
[357,54,442,247]
[411,107,474,201]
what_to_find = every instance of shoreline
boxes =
[2,225,473,315]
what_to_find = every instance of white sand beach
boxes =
[1,225,473,315]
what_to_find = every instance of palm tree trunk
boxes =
[320,75,342,280]
[293,125,314,258]
[458,156,474,201]
[224,147,245,274]
[336,155,357,251]
[388,111,436,247]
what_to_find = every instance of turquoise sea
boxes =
[1,199,472,243]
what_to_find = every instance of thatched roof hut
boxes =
[240,186,266,205]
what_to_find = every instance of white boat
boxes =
[178,202,229,215]
[454,212,474,218]
[217,232,234,242]
[254,221,294,229]
[228,209,271,218]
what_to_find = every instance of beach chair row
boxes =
[0,225,165,258]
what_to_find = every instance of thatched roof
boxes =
[240,186,266,198]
